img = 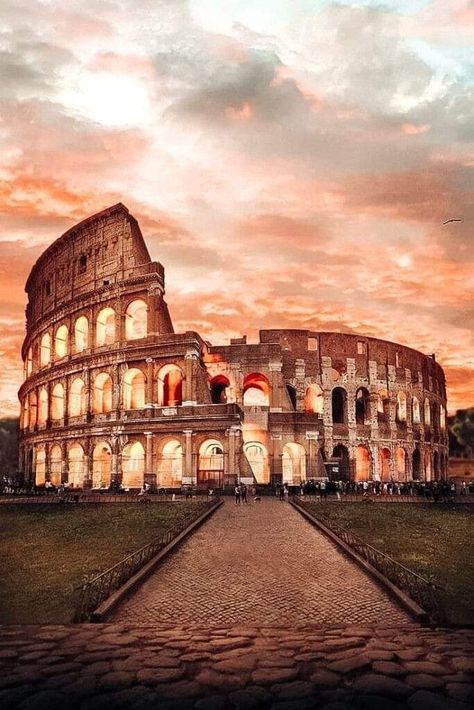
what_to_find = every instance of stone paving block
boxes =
[407,674,446,690]
[136,667,185,685]
[371,661,406,676]
[195,668,249,691]
[97,671,135,690]
[403,661,450,675]
[251,667,299,685]
[327,654,372,673]
[270,679,315,699]
[352,673,413,698]
[310,669,340,686]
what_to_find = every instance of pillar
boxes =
[111,436,119,483]
[144,431,156,487]
[146,359,154,406]
[183,351,198,406]
[227,427,240,483]
[306,431,319,478]
[271,433,282,484]
[183,429,194,484]
[269,362,282,411]
[61,440,67,484]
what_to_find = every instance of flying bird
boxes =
[443,218,463,224]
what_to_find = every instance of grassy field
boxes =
[0,502,207,624]
[304,502,474,625]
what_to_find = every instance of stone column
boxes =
[226,427,240,485]
[146,359,154,405]
[183,429,194,484]
[83,441,91,488]
[271,433,282,484]
[61,440,68,484]
[183,351,198,406]
[306,431,319,478]
[113,364,122,415]
[111,435,119,483]
[144,431,156,487]
[63,377,69,424]
[84,369,92,419]
[269,362,282,411]
[45,443,51,483]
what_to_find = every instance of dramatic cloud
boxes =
[0,0,473,415]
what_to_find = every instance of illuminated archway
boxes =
[38,387,48,425]
[54,325,68,359]
[50,445,62,486]
[396,447,407,480]
[123,368,145,409]
[158,364,183,406]
[51,383,65,421]
[355,445,371,481]
[92,442,112,488]
[69,378,86,417]
[243,373,270,406]
[412,396,420,424]
[243,441,269,484]
[282,442,306,484]
[122,441,145,488]
[380,447,391,481]
[96,307,116,346]
[332,387,347,424]
[210,375,230,404]
[68,443,85,488]
[125,299,147,340]
[424,450,432,481]
[93,372,113,413]
[158,439,183,487]
[40,333,51,367]
[35,447,46,486]
[198,439,224,487]
[304,384,324,414]
[74,316,89,353]
[424,398,431,426]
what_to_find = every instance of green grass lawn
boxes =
[0,502,207,624]
[303,502,474,625]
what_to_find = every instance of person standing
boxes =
[242,484,248,504]
[234,484,241,504]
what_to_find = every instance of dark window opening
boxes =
[44,281,51,296]
[332,387,347,424]
[286,384,297,410]
[78,254,87,274]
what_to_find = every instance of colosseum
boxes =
[18,203,449,490]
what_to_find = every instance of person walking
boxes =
[242,484,248,504]
[234,484,241,504]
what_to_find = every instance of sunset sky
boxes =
[0,0,473,417]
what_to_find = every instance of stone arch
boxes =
[412,396,421,424]
[380,447,391,481]
[92,441,112,489]
[69,377,86,417]
[68,443,85,488]
[243,372,271,407]
[304,384,324,414]
[424,398,431,426]
[332,444,350,480]
[282,442,306,484]
[355,387,370,425]
[158,439,183,488]
[54,324,69,359]
[331,387,347,424]
[396,447,407,480]
[35,446,46,486]
[96,307,116,347]
[377,389,390,423]
[51,382,65,421]
[93,372,113,413]
[74,315,89,353]
[355,445,371,481]
[210,374,230,404]
[157,364,183,406]
[38,387,48,425]
[40,332,51,367]
[50,444,62,486]
[122,441,145,489]
[396,391,407,422]
[424,449,432,481]
[123,367,146,409]
[198,439,224,487]
[243,441,269,484]
[125,299,148,340]
[412,448,421,480]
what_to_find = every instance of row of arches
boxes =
[333,444,446,482]
[26,300,148,374]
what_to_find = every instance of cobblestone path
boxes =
[1,624,473,709]
[113,498,411,625]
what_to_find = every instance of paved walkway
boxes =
[1,624,473,709]
[113,498,411,625]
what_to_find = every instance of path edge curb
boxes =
[90,498,224,623]
[289,499,429,624]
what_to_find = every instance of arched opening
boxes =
[35,447,46,486]
[243,372,271,407]
[29,391,37,428]
[125,299,148,340]
[26,347,33,376]
[38,387,48,425]
[355,445,371,481]
[122,441,145,489]
[210,375,230,404]
[50,445,62,486]
[432,402,440,430]
[396,391,407,422]
[355,387,370,425]
[93,372,113,413]
[243,441,269,484]
[198,439,224,488]
[380,447,391,481]
[69,378,86,417]
[51,383,65,421]
[286,384,297,410]
[396,447,407,480]
[74,316,89,353]
[377,389,390,423]
[54,325,68,359]
[96,307,116,347]
[332,445,350,480]
[92,442,112,489]
[440,405,446,430]
[424,449,432,481]
[158,364,183,406]
[304,384,324,415]
[412,448,421,480]
[123,368,146,410]
[282,442,306,485]
[332,387,347,424]
[433,451,440,481]
[68,443,85,488]
[158,439,183,488]
[40,333,51,367]
[412,396,420,424]
[22,398,29,429]
[424,398,431,426]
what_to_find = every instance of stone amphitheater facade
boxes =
[18,203,449,489]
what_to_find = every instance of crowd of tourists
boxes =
[299,478,472,500]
